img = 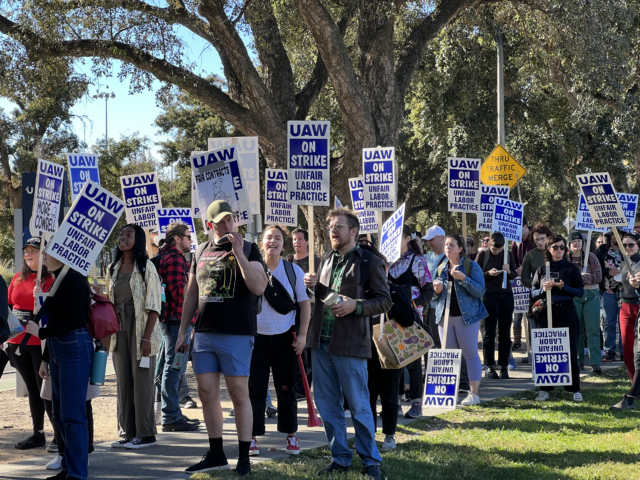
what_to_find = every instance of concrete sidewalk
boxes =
[0,355,624,480]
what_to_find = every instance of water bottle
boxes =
[161,283,166,303]
[90,342,108,386]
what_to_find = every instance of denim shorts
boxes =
[192,332,254,377]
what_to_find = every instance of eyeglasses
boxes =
[482,238,490,243]
[623,243,637,249]
[550,245,566,251]
[326,224,347,232]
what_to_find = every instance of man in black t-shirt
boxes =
[176,200,267,476]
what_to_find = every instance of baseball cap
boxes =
[568,230,583,242]
[467,236,475,246]
[423,225,445,241]
[207,200,234,223]
[23,237,41,250]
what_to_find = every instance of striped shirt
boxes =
[569,251,602,287]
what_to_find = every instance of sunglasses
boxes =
[550,245,566,251]
[623,243,637,249]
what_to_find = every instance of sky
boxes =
[0,25,226,158]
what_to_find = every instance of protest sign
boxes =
[380,203,405,264]
[618,193,639,233]
[512,277,530,313]
[67,153,100,202]
[362,147,396,211]
[480,144,527,190]
[575,194,606,232]
[287,121,330,206]
[492,197,524,243]
[120,172,162,230]
[264,169,298,227]
[531,327,572,387]
[208,136,260,215]
[349,177,379,234]
[191,174,207,233]
[575,173,627,229]
[334,196,343,209]
[156,208,198,252]
[46,181,125,275]
[191,146,251,226]
[447,157,481,213]
[30,159,65,234]
[423,349,462,410]
[476,184,510,232]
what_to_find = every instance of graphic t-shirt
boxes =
[602,247,623,294]
[191,240,263,335]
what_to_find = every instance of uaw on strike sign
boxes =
[30,159,65,234]
[447,157,480,212]
[349,177,379,233]
[532,328,572,387]
[46,181,124,275]
[264,169,297,227]
[362,147,396,211]
[576,173,627,229]
[67,153,100,202]
[423,349,462,410]
[120,172,162,230]
[287,121,330,206]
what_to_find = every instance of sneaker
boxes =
[344,409,351,419]
[485,367,499,379]
[183,415,200,425]
[249,437,259,456]
[573,392,583,402]
[162,417,199,432]
[403,389,411,402]
[584,347,589,357]
[317,462,350,475]
[382,435,396,450]
[185,450,230,473]
[15,431,46,450]
[512,342,522,351]
[508,356,517,371]
[45,471,68,480]
[228,408,235,417]
[266,404,278,418]
[182,396,198,409]
[45,454,63,470]
[405,401,422,419]
[592,364,603,374]
[111,438,132,448]
[460,393,481,406]
[363,465,382,480]
[125,436,157,449]
[500,367,509,379]
[286,435,300,455]
[155,401,161,425]
[601,349,606,356]
[610,394,636,411]
[46,440,58,453]
[602,351,616,362]
[235,458,252,476]
[535,391,550,402]
[397,405,404,416]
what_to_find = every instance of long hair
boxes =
[543,235,569,262]
[403,225,423,256]
[261,224,289,257]
[17,259,50,283]
[110,224,149,277]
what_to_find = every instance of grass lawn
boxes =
[193,367,640,480]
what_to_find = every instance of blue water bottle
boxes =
[161,283,166,303]
[90,342,108,386]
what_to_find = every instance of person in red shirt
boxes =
[6,237,55,450]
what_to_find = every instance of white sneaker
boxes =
[344,409,351,418]
[111,438,132,448]
[46,455,63,470]
[397,405,404,416]
[601,349,606,356]
[155,401,162,425]
[535,391,550,402]
[460,393,480,406]
[573,392,583,402]
[382,435,397,450]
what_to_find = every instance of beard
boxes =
[330,235,349,252]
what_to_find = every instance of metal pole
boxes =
[497,27,506,146]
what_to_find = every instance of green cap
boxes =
[207,200,234,223]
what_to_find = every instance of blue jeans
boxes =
[160,323,192,424]
[601,292,621,353]
[49,329,93,480]
[513,312,524,329]
[311,341,381,468]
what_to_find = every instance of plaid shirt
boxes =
[158,244,189,322]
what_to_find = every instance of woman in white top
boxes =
[249,225,310,457]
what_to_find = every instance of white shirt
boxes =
[257,260,309,335]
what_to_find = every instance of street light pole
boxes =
[92,86,116,149]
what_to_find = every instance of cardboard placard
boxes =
[349,177,379,234]
[447,157,481,213]
[512,277,530,313]
[120,172,162,230]
[67,153,100,202]
[30,159,66,234]
[264,169,298,227]
[155,208,198,252]
[379,203,405,264]
[362,147,396,211]
[423,349,462,410]
[531,327,572,387]
[575,173,627,229]
[286,121,330,206]
[492,197,524,243]
[476,185,510,232]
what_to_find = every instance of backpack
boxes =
[437,257,472,278]
[150,250,167,323]
[194,240,262,314]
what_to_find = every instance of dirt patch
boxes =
[0,365,234,465]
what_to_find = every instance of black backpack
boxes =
[194,240,263,314]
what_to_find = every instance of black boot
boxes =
[610,394,636,411]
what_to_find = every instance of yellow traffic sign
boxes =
[480,144,527,190]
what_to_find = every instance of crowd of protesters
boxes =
[1,197,639,480]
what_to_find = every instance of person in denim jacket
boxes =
[432,234,488,406]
